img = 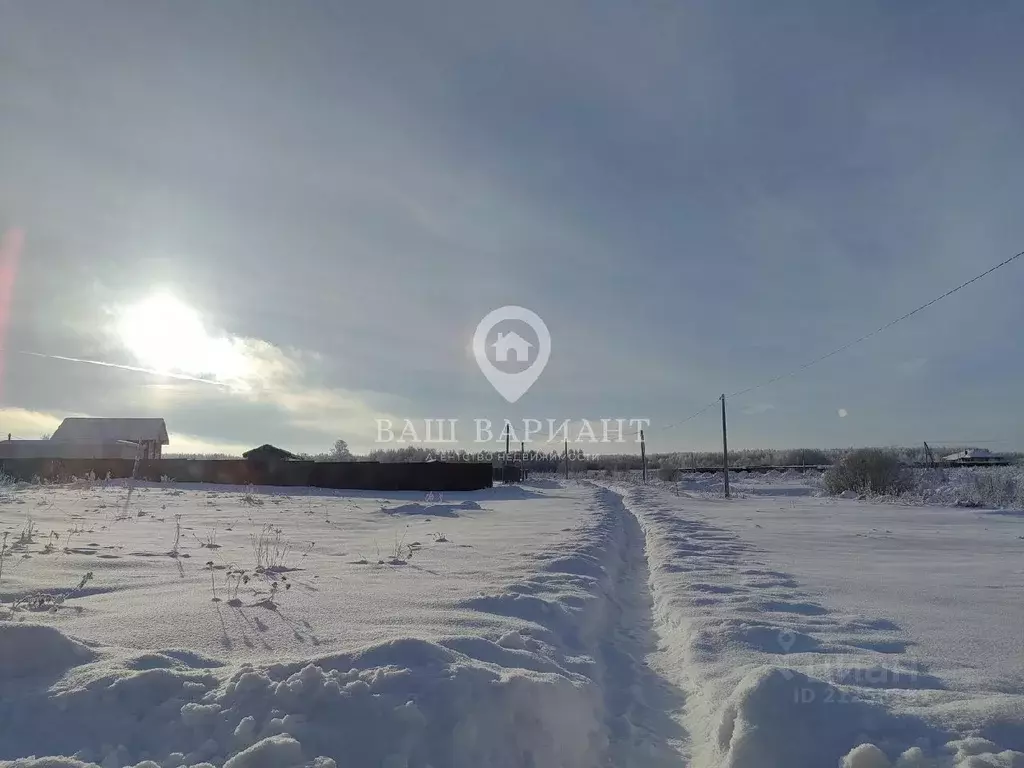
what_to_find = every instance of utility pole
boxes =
[520,441,525,483]
[640,429,647,484]
[564,439,569,481]
[504,430,510,485]
[721,394,730,498]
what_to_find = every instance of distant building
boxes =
[0,417,169,460]
[942,448,1005,464]
[242,444,298,462]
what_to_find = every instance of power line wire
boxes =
[658,398,721,431]
[661,247,1024,430]
[729,248,1024,399]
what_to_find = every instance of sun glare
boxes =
[115,293,251,385]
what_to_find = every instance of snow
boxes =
[0,623,96,679]
[0,481,636,767]
[221,735,304,768]
[617,474,1024,768]
[1,474,1022,767]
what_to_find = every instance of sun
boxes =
[114,293,251,384]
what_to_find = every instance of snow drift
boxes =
[616,482,1024,768]
[0,482,661,767]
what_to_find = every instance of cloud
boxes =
[266,385,407,451]
[94,293,401,451]
[105,293,304,393]
[164,433,252,456]
[5,3,1024,452]
[838,408,849,418]
[0,407,64,439]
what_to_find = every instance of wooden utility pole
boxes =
[520,441,525,482]
[504,430,510,484]
[640,429,647,484]
[564,439,569,480]
[721,394,730,498]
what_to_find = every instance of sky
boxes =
[1,1,1023,456]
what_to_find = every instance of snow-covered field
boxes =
[619,473,1024,768]
[1,475,1022,767]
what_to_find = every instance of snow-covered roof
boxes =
[0,439,141,459]
[942,448,996,461]
[51,417,169,445]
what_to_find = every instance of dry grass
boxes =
[240,485,265,508]
[9,571,94,613]
[195,528,221,549]
[250,524,291,572]
[168,514,183,557]
[0,532,8,585]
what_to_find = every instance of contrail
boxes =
[16,350,230,388]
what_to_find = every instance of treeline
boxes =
[166,443,1022,470]
[361,444,1022,472]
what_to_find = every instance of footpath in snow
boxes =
[3,475,1023,767]
[614,476,1024,768]
[0,479,683,768]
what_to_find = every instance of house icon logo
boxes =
[472,306,551,403]
[491,331,533,363]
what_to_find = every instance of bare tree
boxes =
[331,439,352,461]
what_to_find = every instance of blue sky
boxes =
[1,1,1023,454]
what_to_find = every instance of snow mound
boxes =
[380,500,481,517]
[222,734,304,768]
[716,667,933,768]
[0,485,658,767]
[0,623,97,679]
[842,743,892,768]
[0,759,100,768]
[718,667,1022,767]
[225,614,608,765]
[0,639,604,768]
[840,737,1024,767]
[618,482,1024,768]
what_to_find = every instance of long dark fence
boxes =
[0,458,493,492]
[493,465,524,483]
